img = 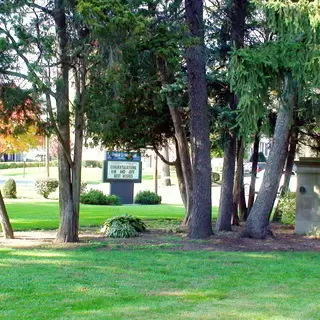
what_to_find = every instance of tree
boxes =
[81,0,196,226]
[0,0,98,242]
[215,0,248,231]
[0,84,41,239]
[231,0,320,238]
[185,0,213,238]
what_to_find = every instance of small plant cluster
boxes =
[83,160,102,168]
[2,178,17,198]
[308,226,320,239]
[134,190,161,205]
[35,178,59,199]
[101,214,146,238]
[80,189,121,205]
[278,192,296,225]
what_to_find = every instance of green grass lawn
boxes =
[0,247,319,320]
[5,202,218,231]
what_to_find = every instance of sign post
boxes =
[102,151,142,204]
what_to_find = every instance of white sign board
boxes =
[107,161,140,180]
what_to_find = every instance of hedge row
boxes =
[0,160,102,170]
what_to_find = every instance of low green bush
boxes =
[279,192,296,225]
[105,194,121,205]
[0,161,58,170]
[2,178,17,198]
[35,178,59,199]
[101,214,146,238]
[83,160,102,168]
[134,190,162,205]
[80,189,121,205]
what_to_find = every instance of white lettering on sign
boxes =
[107,161,140,180]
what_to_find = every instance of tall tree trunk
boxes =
[233,138,246,224]
[156,58,193,226]
[280,127,298,195]
[54,1,79,243]
[272,126,298,222]
[216,133,236,231]
[175,153,188,210]
[0,191,14,239]
[242,75,295,239]
[239,172,248,221]
[247,131,260,212]
[217,0,247,230]
[186,0,213,239]
[161,145,171,186]
[71,62,86,240]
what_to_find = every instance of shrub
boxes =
[83,160,102,168]
[80,189,121,205]
[101,214,146,238]
[211,172,220,183]
[105,194,121,205]
[2,178,17,198]
[134,190,162,205]
[35,178,59,199]
[0,161,58,170]
[308,226,320,239]
[279,192,296,225]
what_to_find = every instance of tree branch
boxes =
[0,69,29,80]
[0,25,57,99]
[26,1,54,17]
[153,145,177,166]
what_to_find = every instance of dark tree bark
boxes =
[0,191,14,239]
[54,0,80,242]
[217,0,247,230]
[242,75,295,239]
[247,131,260,212]
[280,127,298,195]
[186,0,213,239]
[232,138,246,224]
[239,172,248,221]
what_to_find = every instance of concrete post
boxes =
[295,157,320,234]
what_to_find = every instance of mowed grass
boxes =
[0,247,319,320]
[5,202,218,231]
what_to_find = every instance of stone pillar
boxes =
[295,157,320,234]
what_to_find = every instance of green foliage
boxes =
[0,161,58,169]
[83,160,102,168]
[101,214,146,238]
[307,226,320,239]
[34,178,59,199]
[211,172,221,183]
[134,190,162,205]
[279,192,296,225]
[80,189,121,205]
[2,178,17,198]
[230,1,320,136]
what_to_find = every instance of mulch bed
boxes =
[1,223,319,252]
